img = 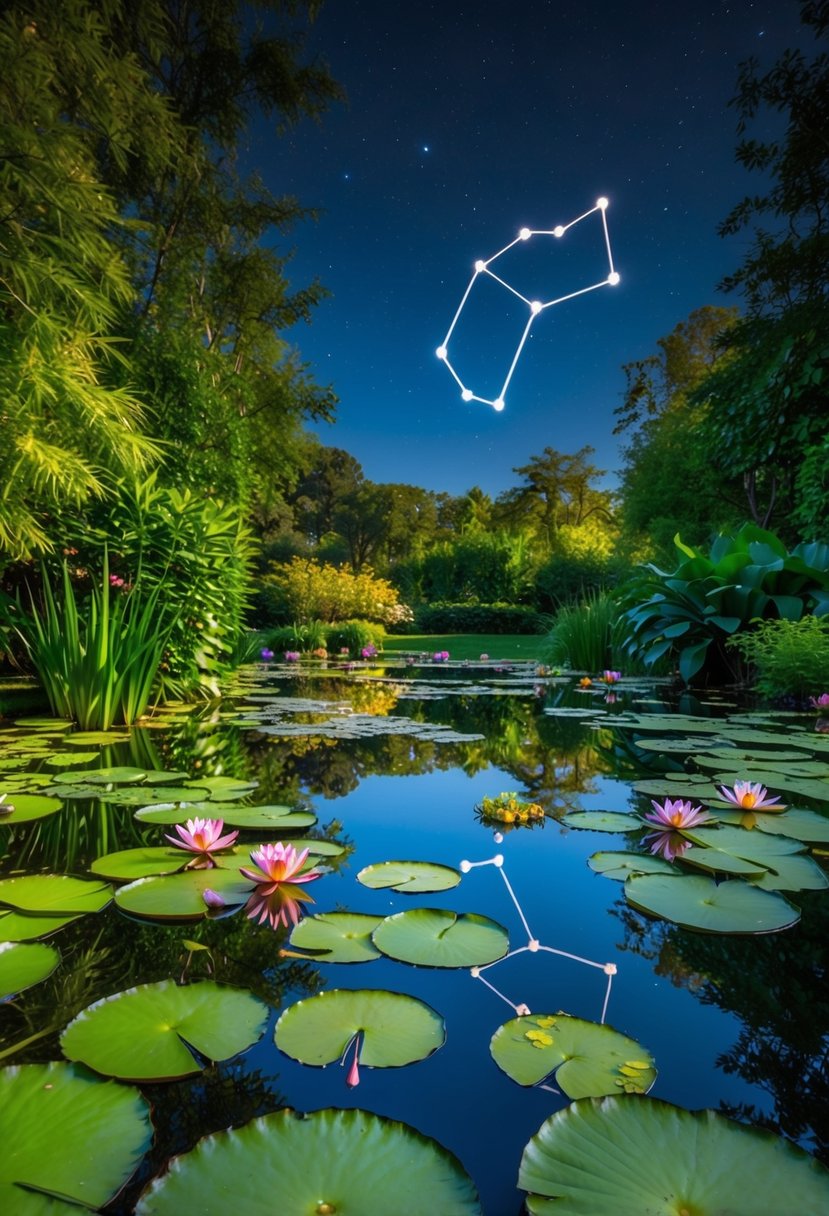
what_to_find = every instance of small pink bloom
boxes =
[240,841,323,889]
[810,692,829,709]
[645,798,711,830]
[479,653,489,661]
[719,781,786,812]
[602,670,621,684]
[284,650,301,662]
[202,888,227,908]
[344,1034,361,1088]
[361,644,377,659]
[165,818,239,867]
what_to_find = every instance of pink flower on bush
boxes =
[109,574,125,588]
[284,650,301,662]
[165,818,239,867]
[645,798,711,830]
[719,781,786,812]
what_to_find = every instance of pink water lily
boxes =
[244,881,316,930]
[165,818,239,867]
[602,670,621,684]
[719,781,786,812]
[645,798,712,830]
[240,841,322,890]
[809,692,829,709]
[645,830,691,863]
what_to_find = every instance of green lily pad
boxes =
[357,860,461,893]
[713,770,829,804]
[371,908,509,968]
[750,852,829,892]
[632,777,722,800]
[0,875,112,915]
[288,912,384,963]
[275,988,445,1069]
[0,794,63,825]
[0,941,60,1000]
[289,837,346,857]
[679,848,768,878]
[84,767,148,783]
[0,1061,151,1212]
[561,812,640,833]
[134,803,317,829]
[624,873,800,934]
[61,979,269,1081]
[114,869,252,921]
[135,1107,481,1216]
[519,1095,829,1215]
[99,786,209,806]
[90,847,192,881]
[633,736,723,753]
[588,852,676,880]
[14,717,74,729]
[682,825,806,864]
[491,1013,656,1098]
[0,909,80,943]
[138,770,192,784]
[183,776,259,795]
[715,807,829,843]
[66,731,131,744]
[43,752,101,767]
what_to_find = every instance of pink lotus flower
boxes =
[645,798,712,830]
[202,888,227,908]
[284,650,301,662]
[602,670,622,684]
[244,881,316,930]
[645,830,690,863]
[719,781,786,812]
[165,818,239,867]
[810,692,829,709]
[240,841,322,889]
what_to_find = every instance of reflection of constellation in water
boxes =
[437,198,620,411]
[459,847,617,1028]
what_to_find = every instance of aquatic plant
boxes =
[644,798,712,830]
[164,818,239,867]
[719,781,786,812]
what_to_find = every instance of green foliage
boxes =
[401,533,534,605]
[728,615,829,700]
[414,603,547,635]
[261,557,407,626]
[534,551,623,610]
[10,557,174,728]
[324,619,386,656]
[495,446,615,554]
[266,620,330,653]
[620,524,829,685]
[541,592,622,672]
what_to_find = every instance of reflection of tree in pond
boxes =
[612,896,829,1164]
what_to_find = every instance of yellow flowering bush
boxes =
[262,557,407,625]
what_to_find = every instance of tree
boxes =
[693,1,829,534]
[495,446,614,553]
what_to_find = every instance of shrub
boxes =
[728,615,829,700]
[265,620,329,654]
[620,524,829,684]
[325,619,386,656]
[541,591,622,672]
[261,557,406,625]
[414,603,548,635]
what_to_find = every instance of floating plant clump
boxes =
[476,791,545,826]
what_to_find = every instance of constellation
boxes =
[436,198,620,411]
[459,844,617,1031]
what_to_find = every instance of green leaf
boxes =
[275,988,445,1068]
[0,909,80,943]
[0,1062,151,1213]
[288,912,383,963]
[134,803,316,829]
[357,860,461,893]
[135,1108,481,1216]
[0,794,63,825]
[0,875,111,915]
[372,908,508,968]
[61,979,268,1081]
[561,812,641,832]
[625,873,800,933]
[114,869,252,921]
[491,1013,656,1098]
[0,941,59,1000]
[519,1096,829,1215]
[588,852,676,880]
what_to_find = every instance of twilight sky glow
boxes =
[269,0,807,497]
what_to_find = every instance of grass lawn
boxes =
[382,634,546,662]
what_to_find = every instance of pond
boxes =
[1,658,828,1214]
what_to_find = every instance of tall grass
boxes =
[17,555,176,729]
[542,590,622,672]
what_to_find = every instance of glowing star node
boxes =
[459,859,472,873]
[437,197,619,412]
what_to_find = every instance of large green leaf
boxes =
[491,1013,656,1098]
[275,988,444,1068]
[0,941,59,1000]
[561,812,640,833]
[134,803,316,829]
[372,908,509,968]
[357,860,461,893]
[588,852,676,880]
[114,869,252,920]
[288,912,383,963]
[715,807,829,843]
[0,875,112,915]
[135,1107,481,1216]
[0,910,80,943]
[0,1062,151,1214]
[0,794,63,825]
[61,980,268,1081]
[625,873,800,933]
[519,1096,829,1215]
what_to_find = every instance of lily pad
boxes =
[519,1095,829,1215]
[0,941,60,1000]
[275,988,444,1069]
[357,860,461,893]
[588,852,676,880]
[491,1013,656,1098]
[288,912,384,963]
[0,875,112,915]
[371,908,509,968]
[0,794,63,825]
[624,873,800,934]
[99,786,209,806]
[715,807,829,843]
[114,869,252,920]
[66,731,131,744]
[61,979,269,1081]
[0,1061,151,1212]
[0,909,80,943]
[90,847,193,881]
[135,1107,481,1216]
[134,803,316,829]
[43,751,101,767]
[183,776,259,796]
[561,812,640,833]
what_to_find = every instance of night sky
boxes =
[270,0,809,498]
